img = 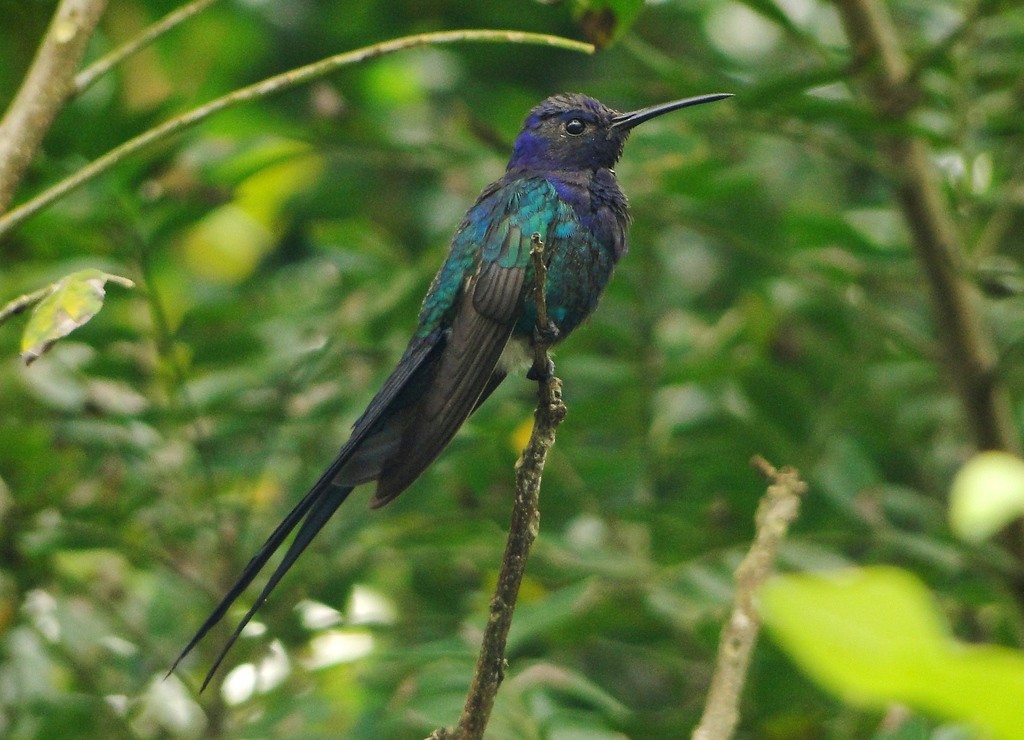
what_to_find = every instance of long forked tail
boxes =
[169,313,516,690]
[170,475,354,692]
[170,332,448,690]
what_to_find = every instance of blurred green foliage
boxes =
[1,0,1023,738]
[761,567,1024,738]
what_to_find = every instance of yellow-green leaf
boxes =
[181,142,323,284]
[181,204,275,283]
[949,451,1024,543]
[20,269,135,365]
[761,567,1024,740]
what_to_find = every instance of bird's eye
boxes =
[564,118,586,136]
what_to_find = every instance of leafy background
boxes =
[1,0,1023,737]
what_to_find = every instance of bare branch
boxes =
[692,457,807,740]
[431,236,566,740]
[528,232,555,379]
[0,30,593,242]
[0,0,107,213]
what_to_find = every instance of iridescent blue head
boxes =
[508,92,732,172]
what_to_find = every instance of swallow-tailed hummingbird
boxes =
[173,91,732,688]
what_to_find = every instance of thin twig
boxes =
[692,456,807,740]
[0,0,108,213]
[0,30,593,242]
[0,285,54,328]
[73,0,222,95]
[431,235,566,740]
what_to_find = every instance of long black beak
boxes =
[611,93,733,130]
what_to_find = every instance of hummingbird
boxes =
[173,91,732,689]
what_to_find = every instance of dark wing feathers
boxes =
[371,183,549,505]
[345,330,445,444]
[177,176,557,686]
[372,263,526,506]
[189,483,352,691]
[172,332,443,687]
[473,254,527,321]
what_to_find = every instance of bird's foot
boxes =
[533,320,560,346]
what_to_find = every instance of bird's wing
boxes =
[172,333,445,688]
[172,333,444,687]
[173,177,564,685]
[371,178,560,505]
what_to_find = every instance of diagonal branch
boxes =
[835,0,1024,610]
[0,0,108,213]
[72,0,222,96]
[0,30,593,242]
[834,0,1019,455]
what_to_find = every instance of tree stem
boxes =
[0,0,107,213]
[834,0,1019,455]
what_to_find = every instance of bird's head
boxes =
[508,92,732,172]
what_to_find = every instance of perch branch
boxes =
[0,0,107,213]
[431,235,566,740]
[692,457,807,740]
[0,30,593,242]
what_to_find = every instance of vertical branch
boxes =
[0,0,107,213]
[433,235,566,740]
[529,232,552,374]
[692,457,807,740]
[833,0,1019,455]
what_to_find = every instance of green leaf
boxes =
[20,269,135,365]
[761,567,1024,740]
[180,143,323,284]
[734,0,805,39]
[949,451,1024,543]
